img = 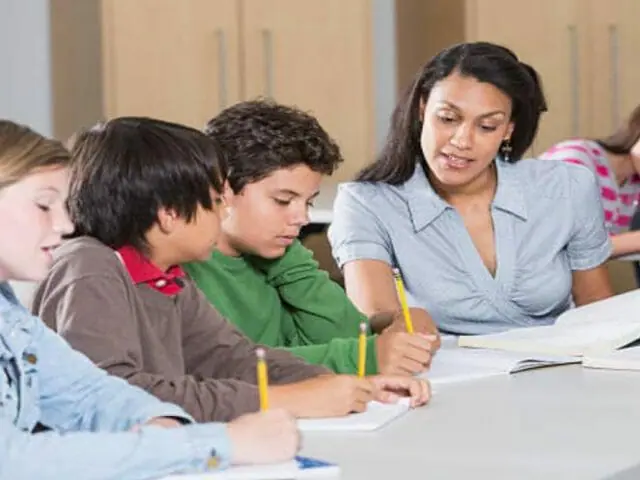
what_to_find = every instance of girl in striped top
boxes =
[540,105,640,257]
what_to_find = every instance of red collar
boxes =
[116,246,185,295]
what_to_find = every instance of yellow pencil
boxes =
[357,322,367,378]
[256,348,269,411]
[393,268,414,334]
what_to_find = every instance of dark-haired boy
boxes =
[184,100,439,376]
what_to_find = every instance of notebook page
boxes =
[297,398,410,432]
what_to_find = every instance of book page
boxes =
[458,318,640,356]
[458,290,640,355]
[556,289,640,326]
[583,345,640,370]
[425,348,576,385]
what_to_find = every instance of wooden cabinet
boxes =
[101,0,242,130]
[423,0,640,155]
[465,0,588,155]
[590,0,640,137]
[100,0,432,181]
[241,0,374,182]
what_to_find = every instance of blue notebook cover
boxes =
[295,455,340,477]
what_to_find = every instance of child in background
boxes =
[540,104,640,258]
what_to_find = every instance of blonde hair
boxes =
[0,120,70,189]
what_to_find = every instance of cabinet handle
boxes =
[609,24,620,130]
[568,25,580,136]
[216,29,228,109]
[262,29,274,98]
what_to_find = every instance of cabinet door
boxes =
[465,0,587,155]
[589,0,640,138]
[102,0,241,128]
[241,0,375,181]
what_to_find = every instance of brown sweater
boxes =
[32,237,328,422]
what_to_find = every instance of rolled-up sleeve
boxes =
[0,318,233,480]
[0,416,232,479]
[328,183,394,268]
[566,165,612,270]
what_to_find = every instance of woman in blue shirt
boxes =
[329,42,614,336]
[0,119,299,479]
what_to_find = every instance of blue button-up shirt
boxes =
[329,159,612,335]
[0,282,231,479]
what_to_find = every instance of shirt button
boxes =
[24,353,37,365]
[155,279,167,288]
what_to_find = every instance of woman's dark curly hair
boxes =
[204,99,344,193]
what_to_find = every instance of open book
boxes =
[297,398,410,432]
[457,290,640,356]
[583,345,640,371]
[162,456,339,479]
[424,347,578,386]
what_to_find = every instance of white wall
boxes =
[373,0,397,152]
[0,0,52,305]
[0,0,53,137]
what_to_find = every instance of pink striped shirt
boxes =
[540,139,640,234]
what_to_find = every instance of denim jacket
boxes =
[0,282,231,480]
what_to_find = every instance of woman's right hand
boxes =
[375,330,435,375]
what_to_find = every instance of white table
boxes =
[299,365,640,479]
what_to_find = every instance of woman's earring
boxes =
[500,139,513,162]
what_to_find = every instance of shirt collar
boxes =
[0,282,19,313]
[398,163,449,232]
[116,246,186,295]
[398,159,527,232]
[492,160,528,220]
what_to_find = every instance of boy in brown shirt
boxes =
[32,117,430,422]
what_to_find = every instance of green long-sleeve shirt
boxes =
[183,241,378,374]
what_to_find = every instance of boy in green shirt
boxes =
[184,101,439,375]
